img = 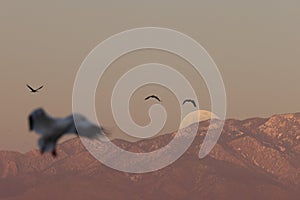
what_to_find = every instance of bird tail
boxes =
[101,126,112,136]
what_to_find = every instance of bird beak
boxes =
[29,115,33,131]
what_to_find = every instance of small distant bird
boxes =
[145,95,161,102]
[26,84,43,93]
[28,108,108,157]
[182,99,197,108]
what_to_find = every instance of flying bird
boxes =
[26,84,43,93]
[145,95,161,102]
[182,99,197,108]
[28,108,108,157]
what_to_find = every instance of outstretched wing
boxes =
[183,99,196,107]
[26,84,35,92]
[28,108,55,135]
[36,85,43,91]
[65,114,108,139]
[145,95,161,102]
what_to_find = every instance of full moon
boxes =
[179,110,219,129]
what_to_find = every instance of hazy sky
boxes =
[0,0,299,152]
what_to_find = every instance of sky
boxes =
[0,0,299,152]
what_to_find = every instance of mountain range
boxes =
[0,113,299,200]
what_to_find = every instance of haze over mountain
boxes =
[0,113,299,200]
[1,0,300,152]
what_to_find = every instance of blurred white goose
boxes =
[28,108,107,157]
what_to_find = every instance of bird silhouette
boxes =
[28,108,108,157]
[182,99,197,108]
[145,95,161,102]
[26,84,43,93]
